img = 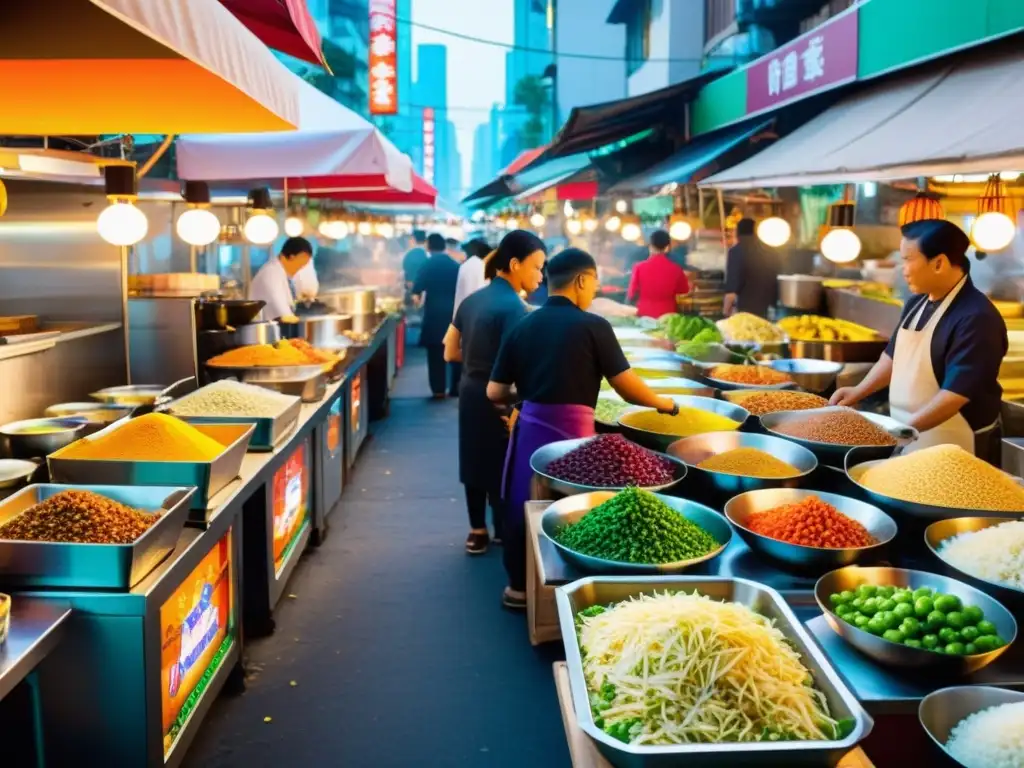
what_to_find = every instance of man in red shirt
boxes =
[627,229,691,318]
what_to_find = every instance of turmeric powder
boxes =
[208,342,310,367]
[59,413,224,462]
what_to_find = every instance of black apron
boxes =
[458,375,509,489]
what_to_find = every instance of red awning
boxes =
[219,0,326,68]
[503,146,548,176]
[308,173,437,205]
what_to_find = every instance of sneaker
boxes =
[492,535,503,546]
[502,587,527,611]
[465,531,489,555]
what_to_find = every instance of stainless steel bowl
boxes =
[720,388,829,413]
[761,406,917,465]
[617,396,750,452]
[530,437,687,496]
[919,685,1024,768]
[761,358,843,393]
[726,489,897,574]
[90,385,167,407]
[630,359,686,377]
[668,431,817,494]
[44,402,134,424]
[205,363,324,384]
[847,455,1024,521]
[675,342,751,371]
[0,459,38,489]
[926,518,1024,610]
[815,566,1017,674]
[703,365,799,392]
[540,491,732,574]
[0,418,88,459]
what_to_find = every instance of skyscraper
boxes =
[414,44,460,201]
[505,0,552,105]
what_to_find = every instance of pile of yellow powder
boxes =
[59,413,225,462]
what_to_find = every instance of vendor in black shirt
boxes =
[831,219,1007,463]
[443,230,547,556]
[723,217,782,317]
[487,248,678,609]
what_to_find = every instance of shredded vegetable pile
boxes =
[577,591,841,745]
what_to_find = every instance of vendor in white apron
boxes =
[248,236,313,324]
[831,219,1007,464]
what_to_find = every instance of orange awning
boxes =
[0,0,300,135]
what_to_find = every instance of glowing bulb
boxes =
[583,217,598,233]
[621,222,642,242]
[566,218,582,235]
[615,199,628,214]
[376,221,395,239]
[97,202,148,246]
[507,217,519,230]
[605,215,621,232]
[530,212,546,228]
[284,216,305,237]
[669,220,693,241]
[357,220,373,236]
[756,216,791,247]
[243,213,279,244]
[333,221,350,239]
[971,211,1016,252]
[175,208,220,246]
[563,201,574,217]
[820,228,862,263]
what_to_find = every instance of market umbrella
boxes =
[308,174,438,206]
[0,0,300,134]
[177,73,413,192]
[219,0,327,69]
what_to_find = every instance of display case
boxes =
[312,392,345,543]
[345,365,369,469]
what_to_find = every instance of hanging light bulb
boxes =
[243,187,279,245]
[332,220,351,239]
[821,201,861,263]
[615,199,628,214]
[318,218,335,238]
[757,216,791,247]
[98,165,148,246]
[376,221,395,239]
[566,218,583,235]
[669,213,693,242]
[284,214,305,238]
[582,216,599,233]
[357,219,374,236]
[507,217,519,230]
[971,212,1015,253]
[530,211,546,228]
[175,181,220,246]
[605,215,622,232]
[621,220,642,242]
[971,175,1017,252]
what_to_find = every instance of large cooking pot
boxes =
[300,314,353,349]
[320,287,377,315]
[777,275,824,310]
[236,320,280,345]
[195,298,265,330]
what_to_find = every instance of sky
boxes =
[411,0,514,196]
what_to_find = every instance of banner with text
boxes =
[369,0,398,115]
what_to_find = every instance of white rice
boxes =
[940,520,1024,590]
[946,700,1024,768]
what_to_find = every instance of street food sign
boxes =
[369,0,398,115]
[746,9,858,115]
[422,107,436,184]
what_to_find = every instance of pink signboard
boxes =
[746,10,859,115]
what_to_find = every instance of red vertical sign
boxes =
[369,0,398,115]
[422,107,436,185]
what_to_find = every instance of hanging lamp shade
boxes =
[898,192,945,227]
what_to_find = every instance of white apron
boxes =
[889,275,994,455]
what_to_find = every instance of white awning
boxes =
[702,48,1024,189]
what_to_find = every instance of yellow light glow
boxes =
[669,220,692,241]
[97,202,148,246]
[605,215,621,232]
[566,218,582,235]
[621,222,642,242]
[176,208,220,246]
[757,217,791,247]
[820,228,861,263]
[284,216,305,237]
[243,213,279,245]
[970,211,1016,252]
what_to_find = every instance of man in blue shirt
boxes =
[831,219,1007,463]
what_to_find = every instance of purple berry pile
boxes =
[546,434,675,488]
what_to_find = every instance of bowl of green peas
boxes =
[815,566,1017,674]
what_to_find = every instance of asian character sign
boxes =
[422,107,436,184]
[746,9,858,115]
[369,0,398,115]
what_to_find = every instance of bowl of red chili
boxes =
[724,488,897,574]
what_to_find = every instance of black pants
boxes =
[465,486,503,535]
[425,345,461,395]
[503,507,526,592]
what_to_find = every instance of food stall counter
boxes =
[0,597,71,701]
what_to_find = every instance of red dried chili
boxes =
[746,495,875,549]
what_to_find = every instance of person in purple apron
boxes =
[831,219,1007,464]
[487,248,679,609]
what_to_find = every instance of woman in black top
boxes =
[444,231,547,555]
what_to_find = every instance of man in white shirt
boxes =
[452,238,492,318]
[249,237,313,324]
[292,260,319,302]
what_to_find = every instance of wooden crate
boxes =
[526,502,561,645]
[0,315,37,335]
[553,662,875,768]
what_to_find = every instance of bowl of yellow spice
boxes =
[48,413,254,511]
[667,431,818,496]
[617,395,750,451]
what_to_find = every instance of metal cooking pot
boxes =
[195,298,265,331]
[320,287,377,315]
[300,314,353,349]
[777,275,824,310]
[236,321,280,346]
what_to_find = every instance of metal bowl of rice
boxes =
[926,518,1024,611]
[920,685,1024,768]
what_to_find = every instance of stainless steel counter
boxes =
[0,597,71,701]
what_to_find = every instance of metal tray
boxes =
[925,517,1024,611]
[530,437,686,496]
[557,576,873,766]
[168,397,301,452]
[47,422,254,511]
[0,483,195,589]
[761,407,916,466]
[244,369,326,403]
[90,384,167,407]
